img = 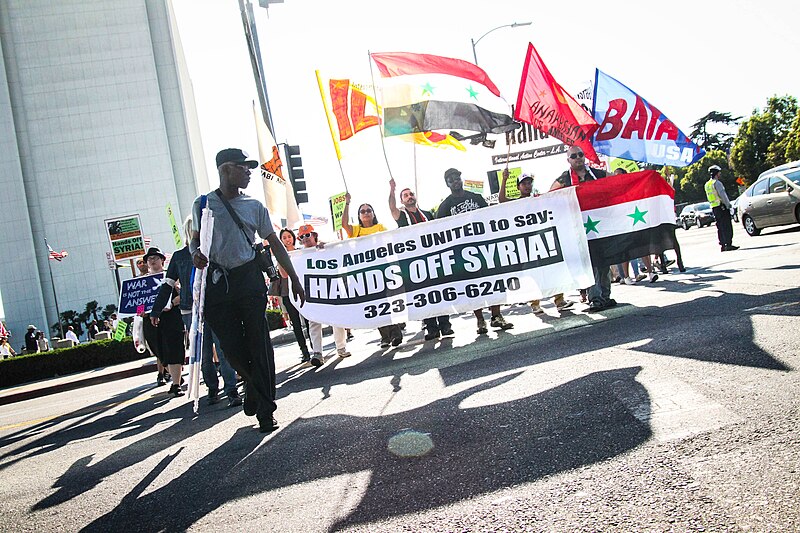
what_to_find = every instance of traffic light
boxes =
[284,144,308,204]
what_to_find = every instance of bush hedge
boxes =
[1,311,287,389]
[0,337,145,388]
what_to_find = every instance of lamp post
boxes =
[470,21,532,65]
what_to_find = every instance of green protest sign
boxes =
[105,214,145,261]
[113,320,128,341]
[330,192,347,232]
[166,204,182,249]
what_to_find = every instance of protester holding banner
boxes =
[501,169,575,315]
[298,225,350,365]
[274,227,311,363]
[342,193,404,347]
[143,247,186,397]
[389,178,453,341]
[191,148,305,433]
[550,148,615,312]
[438,168,514,333]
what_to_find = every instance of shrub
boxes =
[0,337,146,388]
[266,308,285,331]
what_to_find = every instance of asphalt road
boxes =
[1,223,798,532]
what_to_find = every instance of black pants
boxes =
[712,205,733,247]
[423,315,452,334]
[204,260,276,422]
[283,296,309,357]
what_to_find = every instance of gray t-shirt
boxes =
[192,191,275,270]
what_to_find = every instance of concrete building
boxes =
[0,0,208,343]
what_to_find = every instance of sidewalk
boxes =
[0,328,302,406]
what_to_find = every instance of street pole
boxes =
[470,22,532,65]
[44,238,65,339]
[239,0,276,136]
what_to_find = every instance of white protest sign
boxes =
[289,187,593,328]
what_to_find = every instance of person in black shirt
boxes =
[388,178,451,340]
[437,168,513,334]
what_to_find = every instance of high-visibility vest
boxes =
[705,178,720,207]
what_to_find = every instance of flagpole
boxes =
[413,141,418,196]
[44,238,65,339]
[367,50,395,182]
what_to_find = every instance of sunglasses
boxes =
[569,152,585,159]
[359,208,373,214]
[298,234,311,240]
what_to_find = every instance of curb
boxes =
[0,363,157,406]
[0,327,321,406]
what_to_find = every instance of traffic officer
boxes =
[704,165,739,252]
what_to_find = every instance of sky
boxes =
[171,0,800,238]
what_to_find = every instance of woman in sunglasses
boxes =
[340,192,403,348]
[341,193,386,237]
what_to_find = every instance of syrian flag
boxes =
[47,243,68,261]
[576,170,678,268]
[370,52,518,137]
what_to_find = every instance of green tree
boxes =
[679,150,735,203]
[730,95,798,181]
[689,111,742,153]
[778,108,800,162]
[52,310,84,338]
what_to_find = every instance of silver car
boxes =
[738,161,800,236]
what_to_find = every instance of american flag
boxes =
[47,243,68,261]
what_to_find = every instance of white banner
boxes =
[289,188,593,328]
[253,102,302,228]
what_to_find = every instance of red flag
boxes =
[514,43,600,163]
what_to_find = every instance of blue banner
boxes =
[592,69,704,167]
[118,273,165,317]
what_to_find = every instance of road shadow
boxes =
[79,367,651,532]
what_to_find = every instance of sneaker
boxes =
[258,416,279,433]
[635,273,647,282]
[586,301,605,312]
[623,277,635,285]
[424,330,440,341]
[605,299,617,308]
[337,347,351,358]
[300,353,311,363]
[310,353,324,367]
[207,390,221,405]
[227,392,243,408]
[555,299,574,310]
[649,273,659,283]
[476,318,488,334]
[440,328,455,336]
[530,302,544,314]
[490,315,514,330]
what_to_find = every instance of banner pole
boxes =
[367,50,394,182]
[315,70,350,192]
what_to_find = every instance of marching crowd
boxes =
[7,146,734,435]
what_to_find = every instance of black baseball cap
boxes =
[216,148,259,169]
[444,168,461,181]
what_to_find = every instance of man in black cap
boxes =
[437,168,513,334]
[191,148,305,433]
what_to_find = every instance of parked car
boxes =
[677,202,715,230]
[730,196,740,223]
[737,160,800,236]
